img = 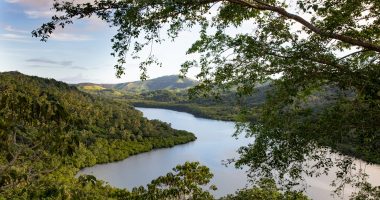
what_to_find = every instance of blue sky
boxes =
[0,0,201,83]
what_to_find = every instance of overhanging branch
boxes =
[226,0,380,53]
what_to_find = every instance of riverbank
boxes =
[78,107,251,198]
[79,107,380,200]
[129,100,380,165]
[0,72,198,199]
[130,100,239,121]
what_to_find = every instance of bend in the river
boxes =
[78,107,380,199]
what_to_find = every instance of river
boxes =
[78,107,380,199]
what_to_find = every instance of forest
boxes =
[0,72,311,199]
[78,76,270,121]
[0,72,197,199]
[79,77,380,165]
[2,0,380,199]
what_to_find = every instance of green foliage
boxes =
[120,82,269,121]
[220,178,309,200]
[81,85,106,91]
[116,75,198,92]
[130,162,216,200]
[78,75,198,94]
[351,181,380,200]
[32,0,380,198]
[0,72,196,199]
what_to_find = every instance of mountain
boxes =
[115,75,198,92]
[77,75,198,93]
[0,71,195,199]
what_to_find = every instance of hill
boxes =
[115,75,198,92]
[0,71,195,199]
[124,82,271,121]
[77,75,198,93]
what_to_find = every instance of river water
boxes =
[78,107,380,199]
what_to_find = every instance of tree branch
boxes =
[226,0,380,53]
[337,50,371,61]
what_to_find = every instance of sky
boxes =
[0,0,202,83]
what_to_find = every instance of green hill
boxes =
[0,71,195,199]
[115,75,198,92]
[77,75,198,94]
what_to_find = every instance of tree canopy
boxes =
[33,0,380,198]
[0,72,196,199]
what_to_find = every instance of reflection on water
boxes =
[78,108,380,199]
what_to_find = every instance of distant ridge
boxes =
[77,75,198,93]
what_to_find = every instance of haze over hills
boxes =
[77,75,198,93]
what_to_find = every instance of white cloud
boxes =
[26,58,73,66]
[4,25,29,34]
[5,0,53,9]
[6,0,96,8]
[50,33,92,41]
[1,26,32,42]
[0,33,30,42]
[25,58,90,70]
[58,73,98,83]
[5,0,21,3]
[24,10,58,19]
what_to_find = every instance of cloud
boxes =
[50,32,92,41]
[0,33,30,42]
[6,0,95,6]
[0,25,32,42]
[5,0,23,3]
[6,0,108,28]
[26,58,73,66]
[2,24,92,42]
[26,64,90,70]
[0,33,25,39]
[4,25,29,34]
[58,73,100,84]
[25,58,91,70]
[71,66,89,70]
[24,10,58,19]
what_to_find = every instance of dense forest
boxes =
[0,72,310,199]
[78,76,380,166]
[4,0,379,198]
[0,72,196,199]
[131,86,380,165]
[77,77,270,121]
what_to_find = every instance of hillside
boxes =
[77,75,198,93]
[124,83,271,121]
[115,75,198,92]
[0,72,196,199]
[76,75,270,120]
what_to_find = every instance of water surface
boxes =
[78,107,380,199]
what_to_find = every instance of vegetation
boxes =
[80,85,106,91]
[78,75,198,93]
[1,72,309,199]
[81,76,378,166]
[131,100,238,121]
[78,77,270,121]
[0,72,196,199]
[114,75,197,92]
[30,0,380,198]
[125,87,267,121]
[130,161,217,200]
[220,178,309,200]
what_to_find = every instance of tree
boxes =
[220,178,309,200]
[133,162,216,200]
[33,0,380,197]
